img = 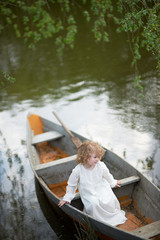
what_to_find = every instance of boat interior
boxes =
[28,114,160,240]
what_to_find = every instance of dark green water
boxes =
[0,20,160,240]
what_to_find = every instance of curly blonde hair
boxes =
[76,140,104,165]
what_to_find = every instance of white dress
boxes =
[63,161,127,226]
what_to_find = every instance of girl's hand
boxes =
[58,200,69,207]
[115,180,121,188]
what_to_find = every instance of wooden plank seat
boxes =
[32,131,64,145]
[49,175,140,200]
[35,155,77,186]
[35,155,77,171]
[115,175,140,188]
[131,220,160,239]
[113,175,140,206]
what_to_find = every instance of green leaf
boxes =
[103,31,109,42]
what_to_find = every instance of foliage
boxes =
[0,0,160,87]
[115,0,160,89]
[138,156,155,170]
[1,71,16,88]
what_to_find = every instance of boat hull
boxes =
[26,113,160,240]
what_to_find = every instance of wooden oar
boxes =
[53,111,82,148]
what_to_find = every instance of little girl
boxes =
[58,140,127,226]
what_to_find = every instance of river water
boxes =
[0,20,160,240]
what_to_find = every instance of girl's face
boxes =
[85,152,99,169]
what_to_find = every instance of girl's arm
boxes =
[115,180,121,188]
[58,166,79,207]
[101,162,118,188]
[58,200,69,207]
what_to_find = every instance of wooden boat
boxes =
[26,113,160,240]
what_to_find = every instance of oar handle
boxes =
[53,111,74,138]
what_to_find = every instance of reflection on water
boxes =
[137,147,160,188]
[0,131,58,240]
[0,17,160,239]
